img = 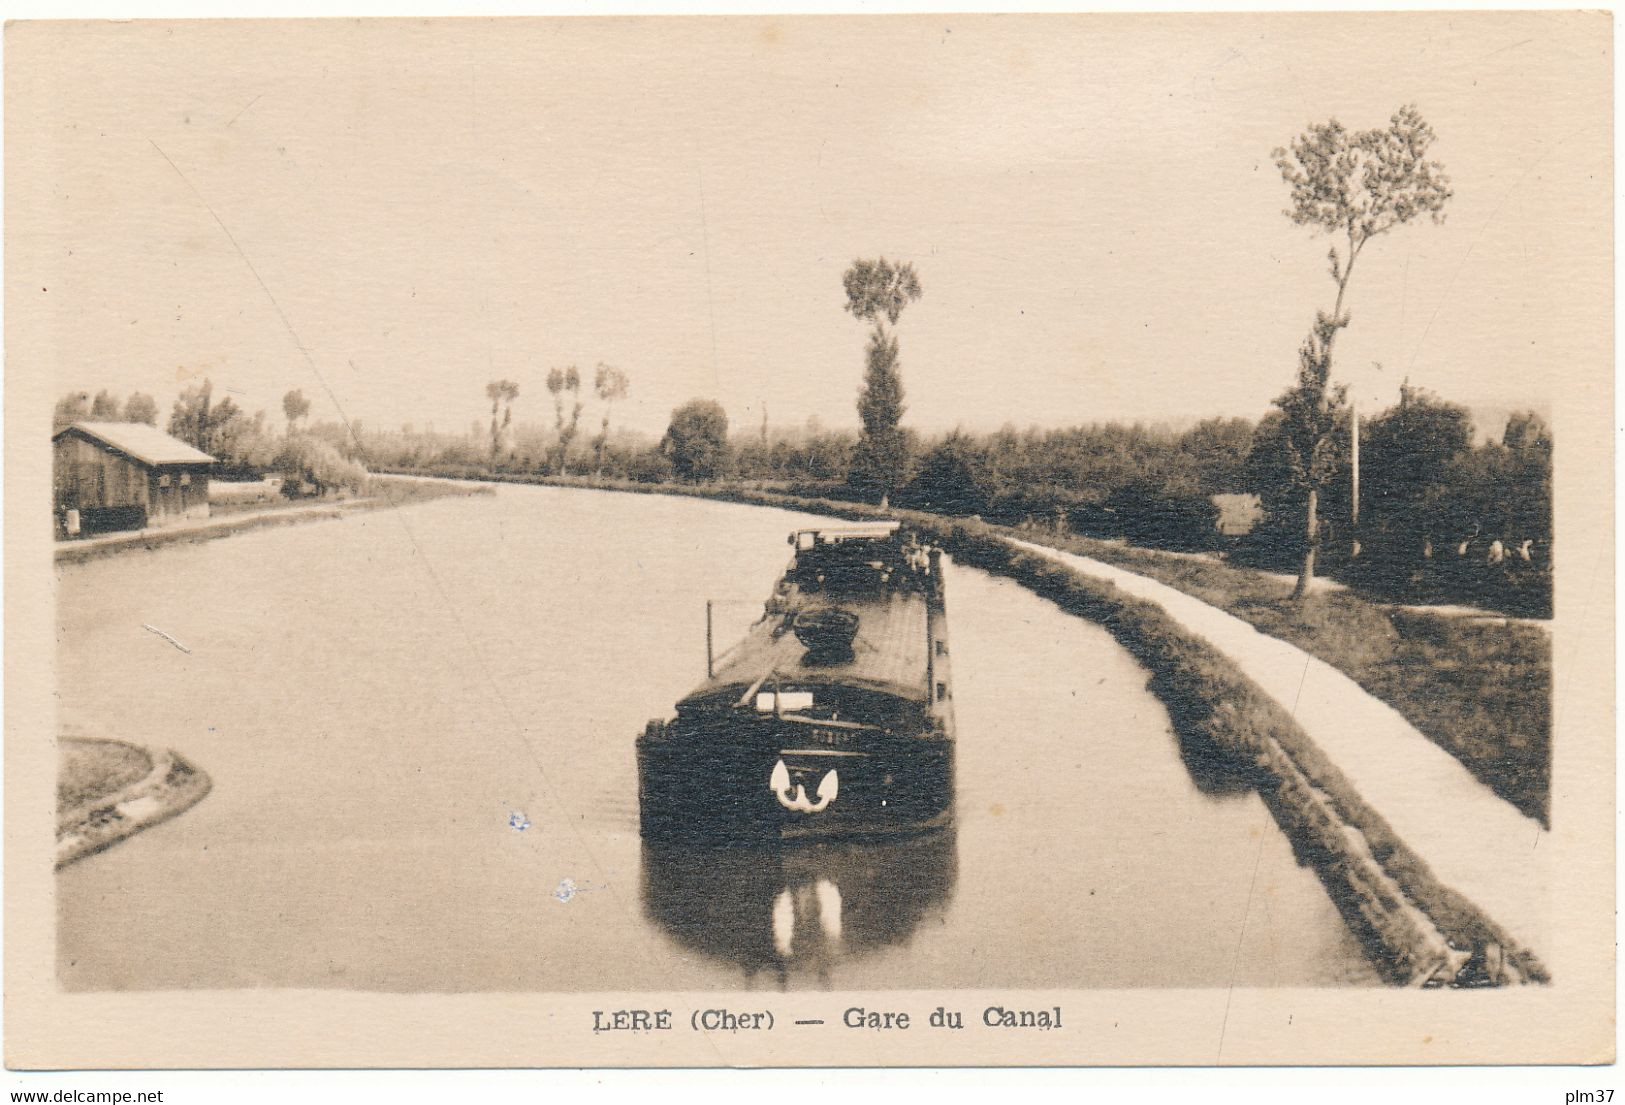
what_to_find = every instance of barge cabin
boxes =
[637,521,955,842]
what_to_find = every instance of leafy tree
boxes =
[57,389,160,428]
[902,431,995,517]
[1176,417,1256,494]
[1272,104,1452,599]
[592,363,630,475]
[1361,383,1473,552]
[165,380,275,471]
[661,399,730,482]
[843,257,922,508]
[1243,407,1352,572]
[122,392,159,426]
[283,388,312,431]
[1106,480,1222,552]
[627,447,676,484]
[1497,410,1553,549]
[843,258,923,328]
[222,409,277,470]
[53,391,91,429]
[732,432,771,483]
[800,426,856,483]
[1268,317,1351,590]
[545,367,582,473]
[1425,421,1551,617]
[169,379,244,456]
[484,379,520,463]
[1503,410,1551,456]
[273,433,369,496]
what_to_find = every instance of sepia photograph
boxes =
[5,8,1614,1072]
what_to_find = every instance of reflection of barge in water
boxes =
[637,521,955,841]
[641,830,957,981]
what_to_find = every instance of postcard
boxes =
[6,10,1613,1070]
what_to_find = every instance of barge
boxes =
[637,521,955,841]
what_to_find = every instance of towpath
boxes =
[1007,538,1550,958]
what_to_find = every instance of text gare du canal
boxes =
[592,1006,1065,1033]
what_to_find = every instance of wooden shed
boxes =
[53,422,216,537]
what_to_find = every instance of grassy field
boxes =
[58,739,152,813]
[364,475,496,509]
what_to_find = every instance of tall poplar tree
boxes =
[842,258,922,509]
[1272,104,1451,599]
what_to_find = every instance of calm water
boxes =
[56,484,1375,990]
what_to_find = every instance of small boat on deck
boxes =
[790,606,861,656]
[637,521,956,842]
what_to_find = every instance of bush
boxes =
[898,433,993,517]
[662,400,732,482]
[626,448,676,484]
[983,489,1063,530]
[1065,499,1120,540]
[1105,483,1221,551]
[272,434,370,496]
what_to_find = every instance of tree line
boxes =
[475,363,632,475]
[53,388,160,429]
[342,374,1549,614]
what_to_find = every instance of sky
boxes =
[10,12,1609,441]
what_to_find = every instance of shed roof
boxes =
[55,422,216,467]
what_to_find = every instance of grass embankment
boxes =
[57,738,213,869]
[1014,533,1552,826]
[367,475,494,508]
[212,473,485,516]
[59,740,152,811]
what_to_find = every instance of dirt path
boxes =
[1008,537,1550,959]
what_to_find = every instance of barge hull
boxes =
[637,737,953,842]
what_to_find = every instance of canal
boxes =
[56,483,1376,990]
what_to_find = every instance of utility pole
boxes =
[1350,395,1360,558]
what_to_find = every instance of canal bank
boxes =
[54,476,492,565]
[371,472,1548,985]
